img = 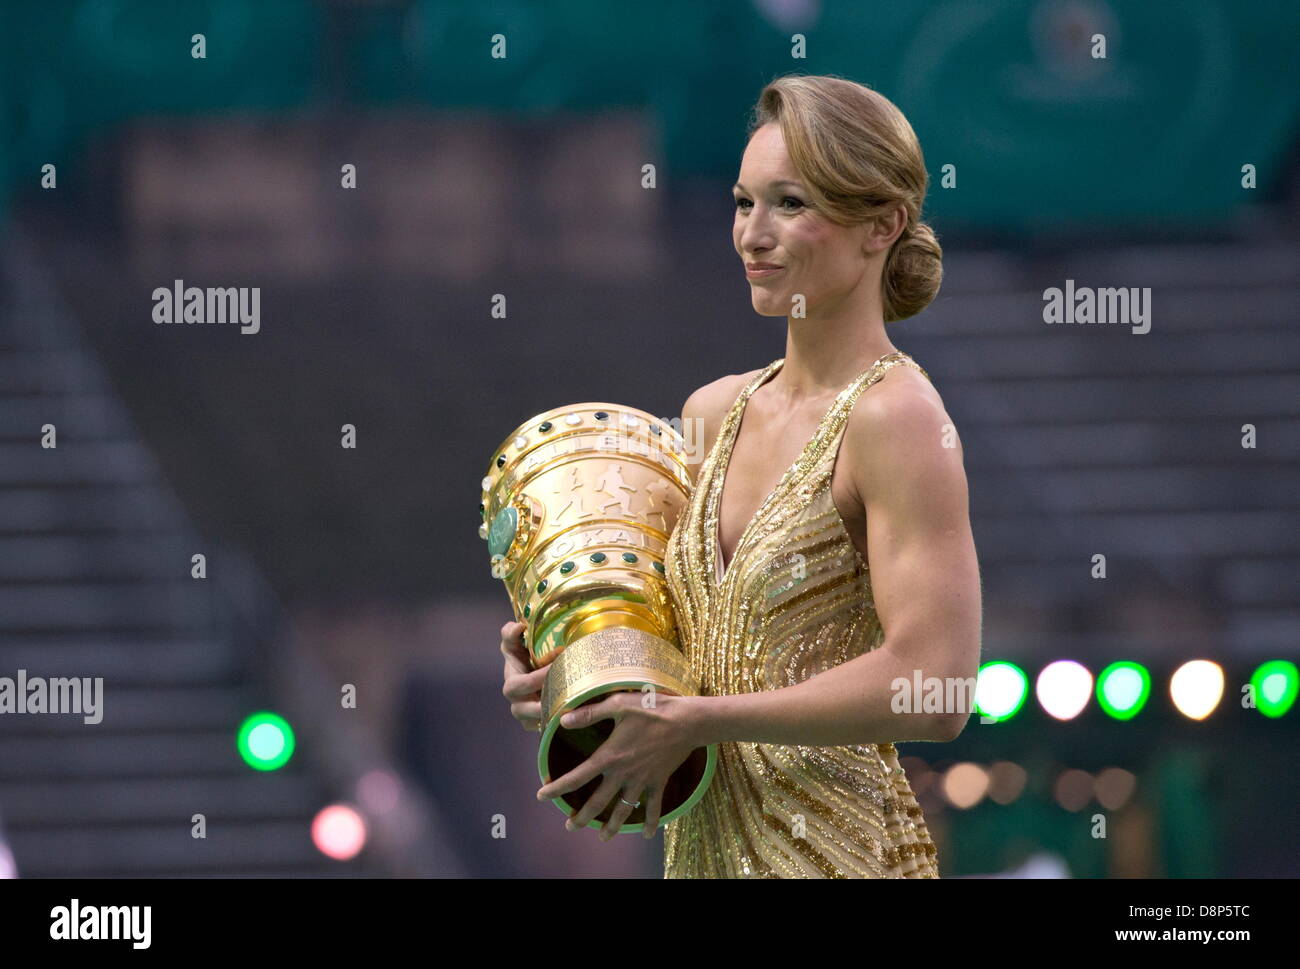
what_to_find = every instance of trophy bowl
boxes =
[479,402,716,833]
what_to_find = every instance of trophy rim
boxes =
[484,402,690,478]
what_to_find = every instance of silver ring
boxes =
[619,796,641,808]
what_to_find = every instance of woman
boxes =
[501,74,981,877]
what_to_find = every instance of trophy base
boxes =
[537,626,717,833]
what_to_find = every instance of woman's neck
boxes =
[774,300,896,401]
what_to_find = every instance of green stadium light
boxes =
[974,661,1028,723]
[237,712,295,771]
[1251,660,1298,719]
[1096,661,1151,720]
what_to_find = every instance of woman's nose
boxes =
[739,211,773,252]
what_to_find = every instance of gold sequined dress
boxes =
[662,350,941,878]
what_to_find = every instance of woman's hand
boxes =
[500,621,547,732]
[535,691,702,841]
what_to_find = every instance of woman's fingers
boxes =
[502,663,547,698]
[504,667,547,730]
[510,698,542,728]
[500,620,538,695]
[566,774,624,832]
[641,787,665,839]
[599,786,644,841]
[499,621,531,674]
[500,620,547,730]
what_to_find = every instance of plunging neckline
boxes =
[710,351,901,587]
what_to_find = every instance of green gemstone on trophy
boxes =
[559,561,575,574]
[622,552,638,563]
[539,421,552,432]
[537,579,548,593]
[523,604,530,617]
[487,506,517,558]
[589,552,607,564]
[496,454,506,468]
[652,561,665,573]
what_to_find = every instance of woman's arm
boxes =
[685,376,982,747]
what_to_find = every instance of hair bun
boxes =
[882,221,942,322]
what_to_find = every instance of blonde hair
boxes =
[747,74,942,322]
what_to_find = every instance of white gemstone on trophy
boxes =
[514,435,527,450]
[564,413,581,425]
[623,413,640,427]
[479,523,488,540]
[481,476,492,490]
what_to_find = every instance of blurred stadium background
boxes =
[0,0,1297,877]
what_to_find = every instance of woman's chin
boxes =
[750,295,788,317]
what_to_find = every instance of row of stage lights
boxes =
[227,658,1297,861]
[231,660,1299,775]
[232,660,1298,774]
[975,659,1298,723]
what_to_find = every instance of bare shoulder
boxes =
[679,368,763,472]
[842,362,967,507]
[848,361,950,437]
[681,369,759,425]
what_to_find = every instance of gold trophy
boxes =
[480,403,716,833]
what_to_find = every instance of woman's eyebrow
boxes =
[732,180,803,192]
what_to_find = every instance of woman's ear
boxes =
[863,204,908,255]
[868,202,909,253]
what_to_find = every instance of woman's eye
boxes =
[733,196,803,211]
